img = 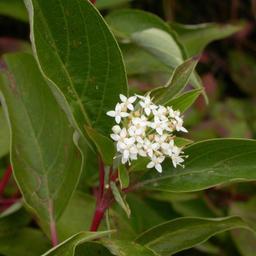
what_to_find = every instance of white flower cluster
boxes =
[107,94,188,173]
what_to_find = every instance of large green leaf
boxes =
[0,228,50,256]
[0,53,83,225]
[25,0,127,136]
[137,139,256,192]
[43,231,112,256]
[136,216,255,255]
[172,22,243,56]
[0,106,10,158]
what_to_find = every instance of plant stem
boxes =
[90,157,115,232]
[90,0,96,4]
[50,220,58,247]
[90,204,106,232]
[0,165,12,196]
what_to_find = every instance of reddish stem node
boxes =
[0,165,12,196]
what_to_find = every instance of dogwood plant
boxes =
[107,94,187,172]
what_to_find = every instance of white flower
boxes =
[167,107,180,120]
[110,127,127,142]
[154,134,168,150]
[117,137,138,164]
[128,126,145,143]
[147,155,165,173]
[153,106,168,121]
[173,116,188,133]
[143,139,159,157]
[138,95,157,116]
[107,103,129,124]
[169,146,185,168]
[120,94,137,111]
[150,116,169,135]
[107,93,188,172]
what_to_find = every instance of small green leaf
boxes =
[172,22,244,56]
[152,57,200,104]
[85,126,115,165]
[136,217,255,255]
[0,53,83,227]
[110,181,131,218]
[138,139,256,192]
[118,164,129,189]
[42,231,112,256]
[0,107,10,158]
[25,0,128,136]
[166,88,202,112]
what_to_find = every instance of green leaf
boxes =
[152,57,200,104]
[43,231,112,256]
[110,181,131,218]
[25,0,127,136]
[0,228,50,256]
[135,216,255,255]
[121,44,170,76]
[99,239,159,256]
[0,53,83,225]
[118,164,129,189]
[230,197,256,256]
[130,29,203,93]
[172,22,243,56]
[85,126,115,165]
[166,89,202,112]
[106,9,205,96]
[106,9,175,38]
[96,0,131,10]
[0,106,10,158]
[0,0,28,22]
[174,137,193,147]
[131,28,183,68]
[138,139,256,192]
[39,192,96,242]
[76,242,113,255]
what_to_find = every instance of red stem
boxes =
[0,165,12,195]
[90,0,96,4]
[90,205,106,232]
[98,157,105,200]
[50,220,58,247]
[90,157,106,231]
